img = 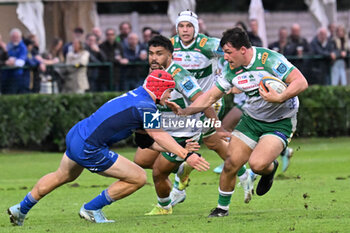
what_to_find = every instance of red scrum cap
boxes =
[144,70,176,101]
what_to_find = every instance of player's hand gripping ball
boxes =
[259,76,287,94]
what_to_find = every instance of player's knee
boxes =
[249,160,267,173]
[136,169,147,188]
[128,167,147,188]
[222,158,237,173]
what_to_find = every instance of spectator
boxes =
[26,34,40,55]
[0,34,8,93]
[85,33,107,92]
[122,33,147,62]
[331,25,349,86]
[92,26,103,45]
[235,21,248,32]
[310,27,336,85]
[328,23,337,41]
[0,34,8,67]
[49,37,64,63]
[247,19,263,47]
[284,23,310,57]
[198,18,210,36]
[99,28,127,91]
[151,29,160,38]
[23,38,43,93]
[121,32,147,90]
[269,26,288,54]
[63,27,84,58]
[284,23,311,80]
[116,21,132,47]
[63,39,89,93]
[141,27,153,49]
[1,28,28,94]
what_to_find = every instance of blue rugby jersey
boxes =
[76,86,156,150]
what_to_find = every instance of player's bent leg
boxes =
[249,135,284,196]
[134,147,160,169]
[79,155,147,223]
[99,155,147,200]
[222,107,243,132]
[209,136,252,217]
[31,153,84,200]
[203,132,228,160]
[146,155,178,215]
[8,153,84,226]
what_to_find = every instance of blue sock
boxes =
[20,192,38,214]
[84,189,115,210]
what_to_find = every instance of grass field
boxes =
[0,137,350,233]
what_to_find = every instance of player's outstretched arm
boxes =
[145,128,209,171]
[166,85,224,116]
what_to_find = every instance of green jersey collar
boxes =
[165,61,175,72]
[180,38,196,49]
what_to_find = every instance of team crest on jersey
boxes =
[199,38,208,47]
[273,62,287,77]
[261,52,269,64]
[172,68,182,76]
[181,78,194,92]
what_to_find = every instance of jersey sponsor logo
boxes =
[174,48,181,51]
[249,74,256,82]
[172,68,182,77]
[143,110,161,129]
[194,48,201,52]
[238,79,248,84]
[174,57,182,61]
[185,55,191,61]
[261,52,268,64]
[199,38,208,47]
[256,66,264,70]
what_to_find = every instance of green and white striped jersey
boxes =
[216,47,299,122]
[171,33,222,93]
[156,62,203,138]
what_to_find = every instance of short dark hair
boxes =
[148,35,174,54]
[74,27,84,34]
[220,27,251,49]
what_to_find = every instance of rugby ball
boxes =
[259,76,287,94]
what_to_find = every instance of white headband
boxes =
[176,10,199,38]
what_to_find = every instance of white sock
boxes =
[238,170,248,182]
[217,204,229,210]
[177,162,185,176]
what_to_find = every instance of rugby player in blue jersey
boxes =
[7,70,209,226]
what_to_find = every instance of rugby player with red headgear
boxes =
[7,70,209,226]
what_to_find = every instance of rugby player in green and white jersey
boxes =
[166,27,308,217]
[133,35,225,215]
[170,10,255,204]
[216,56,295,174]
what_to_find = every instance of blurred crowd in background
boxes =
[0,17,348,95]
